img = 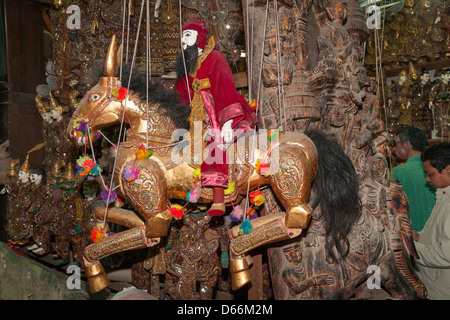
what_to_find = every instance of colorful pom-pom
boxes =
[239,219,253,235]
[123,162,139,182]
[249,99,258,111]
[72,117,88,135]
[249,190,265,206]
[169,204,185,220]
[110,145,118,158]
[76,155,102,177]
[135,146,152,160]
[247,207,258,220]
[90,227,105,243]
[101,188,117,203]
[255,159,270,177]
[224,182,235,195]
[193,168,201,179]
[112,87,128,101]
[230,206,244,222]
[187,187,201,203]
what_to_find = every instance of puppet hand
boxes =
[221,120,233,144]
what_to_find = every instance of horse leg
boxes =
[119,158,173,238]
[83,226,160,293]
[228,213,303,290]
[269,143,315,229]
[93,206,145,229]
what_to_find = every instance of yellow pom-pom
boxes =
[193,168,201,179]
[224,182,235,195]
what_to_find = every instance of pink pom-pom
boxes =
[187,187,201,203]
[230,206,244,222]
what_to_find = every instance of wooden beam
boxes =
[30,0,53,5]
[384,58,450,78]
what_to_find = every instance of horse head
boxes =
[68,35,188,148]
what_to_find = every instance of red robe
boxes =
[176,39,258,188]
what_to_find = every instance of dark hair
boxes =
[306,129,362,264]
[398,126,428,153]
[421,142,450,173]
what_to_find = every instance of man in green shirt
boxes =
[392,126,436,231]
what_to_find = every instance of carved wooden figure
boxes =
[164,211,229,300]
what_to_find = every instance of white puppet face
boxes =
[42,112,53,123]
[18,170,30,183]
[420,73,430,85]
[399,74,407,83]
[50,109,62,120]
[30,173,43,185]
[181,29,198,50]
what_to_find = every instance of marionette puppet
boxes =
[175,19,258,216]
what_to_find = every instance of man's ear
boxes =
[444,164,450,176]
[403,140,413,151]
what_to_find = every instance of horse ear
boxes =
[105,35,118,77]
[117,43,123,73]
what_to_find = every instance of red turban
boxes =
[182,19,208,49]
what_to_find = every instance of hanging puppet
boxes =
[174,19,258,216]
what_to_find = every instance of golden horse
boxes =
[67,36,318,293]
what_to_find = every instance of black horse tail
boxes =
[305,129,362,264]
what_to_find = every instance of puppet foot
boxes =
[207,203,225,216]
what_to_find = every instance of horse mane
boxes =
[87,62,191,130]
[305,129,362,264]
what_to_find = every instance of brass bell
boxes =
[229,256,251,290]
[84,262,110,293]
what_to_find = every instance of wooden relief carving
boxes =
[244,0,426,299]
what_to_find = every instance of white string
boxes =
[146,0,150,146]
[179,0,192,104]
[120,0,126,81]
[273,0,286,131]
[126,0,131,65]
[256,0,269,119]
[98,130,116,146]
[101,0,146,228]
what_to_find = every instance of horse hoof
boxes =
[85,262,109,293]
[230,256,251,290]
[285,204,312,229]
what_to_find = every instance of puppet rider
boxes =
[175,19,258,216]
